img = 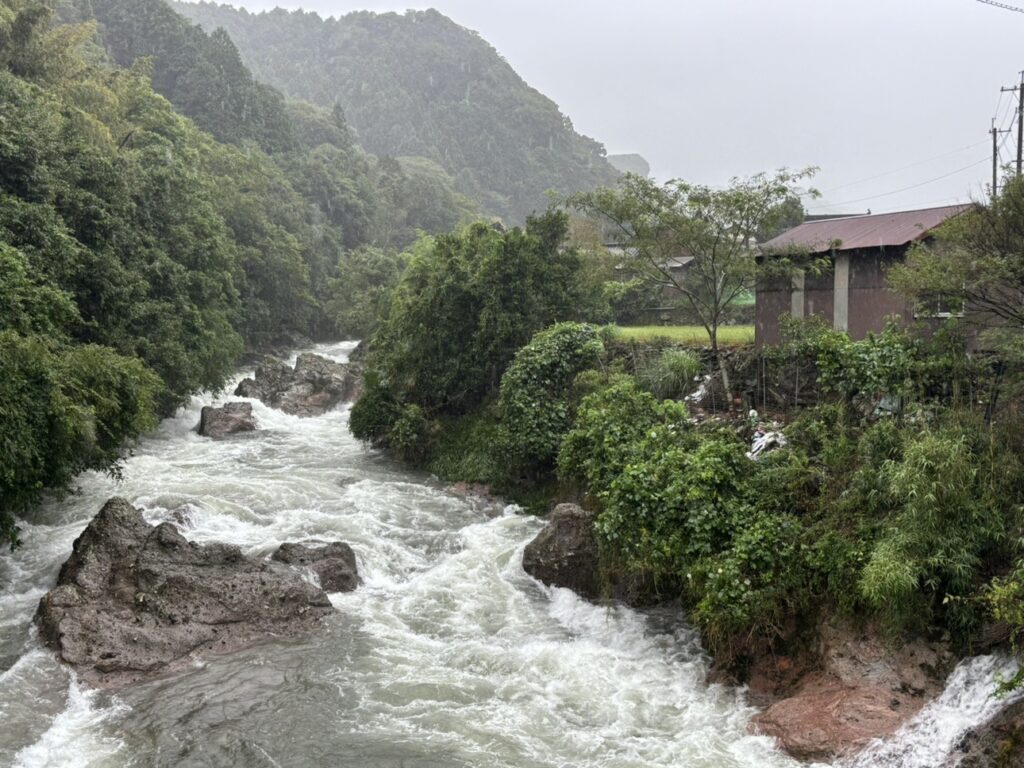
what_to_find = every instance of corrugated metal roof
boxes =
[760,204,973,254]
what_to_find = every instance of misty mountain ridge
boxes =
[172,1,621,224]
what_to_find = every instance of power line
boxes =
[868,195,974,214]
[977,0,1024,13]
[815,157,989,208]
[805,138,990,197]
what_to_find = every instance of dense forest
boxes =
[172,1,622,224]
[0,0,480,545]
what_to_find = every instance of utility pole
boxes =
[1018,72,1023,176]
[992,119,1011,202]
[1001,77,1024,178]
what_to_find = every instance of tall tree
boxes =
[569,169,816,390]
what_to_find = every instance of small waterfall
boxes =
[843,654,1024,768]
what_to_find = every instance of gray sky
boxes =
[196,0,1024,214]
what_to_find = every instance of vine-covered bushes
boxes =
[557,363,1024,658]
[498,322,604,471]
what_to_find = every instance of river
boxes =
[0,342,1015,768]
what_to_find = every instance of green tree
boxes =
[889,184,1016,339]
[569,169,816,389]
[370,211,607,415]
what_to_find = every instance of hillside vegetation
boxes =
[173,1,622,223]
[0,0,474,544]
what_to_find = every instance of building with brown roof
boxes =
[755,204,972,346]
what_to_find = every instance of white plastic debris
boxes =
[746,429,788,460]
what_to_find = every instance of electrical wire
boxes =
[805,138,991,197]
[813,157,989,208]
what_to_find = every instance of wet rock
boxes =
[35,498,332,688]
[272,541,360,593]
[348,339,368,363]
[522,504,602,600]
[751,620,954,762]
[953,698,1024,767]
[197,402,257,439]
[522,504,660,605]
[234,353,359,417]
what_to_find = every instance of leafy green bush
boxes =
[348,375,399,444]
[597,428,747,575]
[498,322,603,470]
[691,512,805,648]
[637,348,701,400]
[558,376,688,494]
[425,409,509,486]
[388,403,429,463]
[0,331,159,547]
[859,425,1009,634]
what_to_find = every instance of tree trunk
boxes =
[711,327,731,399]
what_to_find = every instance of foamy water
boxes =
[0,341,1015,767]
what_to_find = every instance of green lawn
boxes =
[611,325,754,346]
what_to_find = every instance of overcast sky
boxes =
[193,0,1024,214]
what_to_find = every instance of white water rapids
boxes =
[0,341,1017,767]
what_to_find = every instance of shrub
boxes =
[558,376,688,494]
[859,425,1006,634]
[388,403,429,462]
[349,374,399,443]
[498,322,604,470]
[637,348,701,400]
[596,429,747,575]
[692,512,805,647]
[425,409,508,486]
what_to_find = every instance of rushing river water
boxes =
[0,342,1016,768]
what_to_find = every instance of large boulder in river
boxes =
[235,353,359,417]
[272,541,360,593]
[197,402,257,439]
[522,503,659,604]
[522,504,602,599]
[35,498,333,688]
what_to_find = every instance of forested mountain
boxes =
[172,1,621,224]
[0,0,473,544]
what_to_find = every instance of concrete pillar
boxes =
[833,254,850,332]
[790,270,805,318]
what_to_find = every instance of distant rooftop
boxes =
[761,204,973,254]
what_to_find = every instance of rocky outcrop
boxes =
[954,698,1024,767]
[234,353,359,417]
[522,503,656,604]
[272,541,360,593]
[35,498,333,688]
[750,621,954,762]
[197,402,257,439]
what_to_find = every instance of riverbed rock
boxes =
[751,620,954,762]
[522,504,602,599]
[234,353,359,417]
[952,697,1024,767]
[197,402,257,439]
[272,541,360,593]
[35,498,333,688]
[522,504,659,604]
